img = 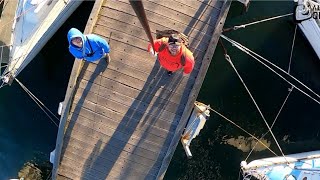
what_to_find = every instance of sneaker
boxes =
[104,53,111,64]
[167,71,173,76]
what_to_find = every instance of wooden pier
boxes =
[52,0,231,179]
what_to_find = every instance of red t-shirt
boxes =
[148,38,195,74]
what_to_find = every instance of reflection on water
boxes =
[222,136,271,152]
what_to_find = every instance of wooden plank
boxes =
[68,113,170,148]
[63,146,159,176]
[66,119,168,154]
[95,13,212,44]
[58,167,88,180]
[63,135,163,169]
[62,156,154,180]
[64,128,162,161]
[78,68,193,105]
[197,0,224,9]
[92,24,204,58]
[56,174,74,180]
[77,78,185,115]
[59,157,117,180]
[73,88,175,137]
[174,0,221,11]
[72,93,180,127]
[75,84,183,117]
[70,101,177,131]
[95,15,212,56]
[75,84,182,119]
[85,60,198,93]
[105,0,220,29]
[93,23,208,54]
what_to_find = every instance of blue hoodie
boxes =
[67,28,110,62]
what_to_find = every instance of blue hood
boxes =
[67,28,85,49]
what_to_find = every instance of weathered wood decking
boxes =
[53,0,231,179]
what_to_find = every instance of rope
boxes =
[244,25,297,161]
[224,54,287,162]
[15,78,59,127]
[288,25,297,74]
[220,35,320,105]
[223,13,293,32]
[205,104,278,156]
[244,87,294,161]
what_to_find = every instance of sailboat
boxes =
[0,0,82,85]
[294,0,320,60]
[241,151,320,179]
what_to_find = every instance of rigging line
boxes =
[15,78,60,121]
[206,105,278,156]
[16,79,59,127]
[288,25,297,74]
[15,79,59,127]
[224,54,287,162]
[244,87,294,162]
[223,13,293,32]
[24,85,59,127]
[16,78,58,126]
[220,35,320,105]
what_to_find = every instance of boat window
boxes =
[284,175,296,180]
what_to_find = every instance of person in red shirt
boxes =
[148,34,195,76]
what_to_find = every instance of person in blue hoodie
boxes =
[67,28,110,63]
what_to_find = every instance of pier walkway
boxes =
[53,0,231,179]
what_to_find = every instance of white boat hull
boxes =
[298,19,320,60]
[295,0,320,60]
[241,150,320,180]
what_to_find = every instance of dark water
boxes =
[1,1,320,180]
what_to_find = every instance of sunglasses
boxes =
[168,42,181,47]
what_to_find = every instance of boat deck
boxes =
[53,0,231,179]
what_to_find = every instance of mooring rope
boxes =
[220,35,320,105]
[288,25,297,74]
[223,13,293,32]
[15,78,59,127]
